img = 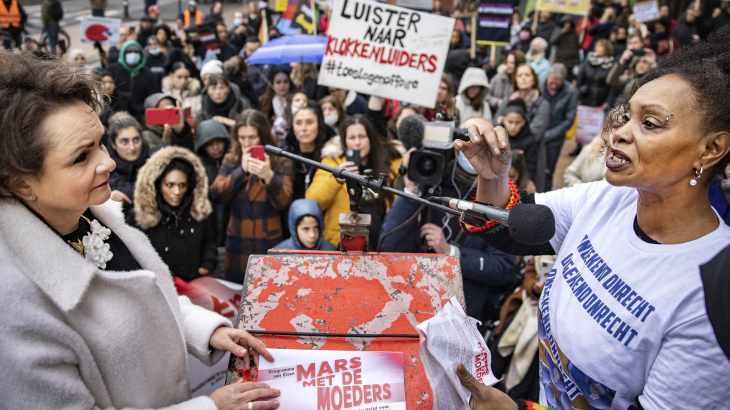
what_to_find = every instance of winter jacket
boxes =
[273,199,337,251]
[210,154,293,283]
[141,92,195,150]
[486,72,511,112]
[378,181,516,322]
[672,17,699,47]
[563,137,607,187]
[109,140,151,219]
[606,58,646,95]
[106,41,161,120]
[0,198,230,410]
[455,68,492,123]
[550,19,581,69]
[145,51,169,85]
[306,137,402,248]
[541,81,579,149]
[195,119,232,247]
[40,0,58,27]
[195,83,246,123]
[133,147,216,281]
[163,75,202,119]
[576,52,613,107]
[535,19,558,53]
[344,90,368,116]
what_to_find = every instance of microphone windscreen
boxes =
[507,204,556,245]
[398,114,426,151]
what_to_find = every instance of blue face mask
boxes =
[528,46,538,55]
[233,18,243,27]
[125,52,142,66]
[457,151,478,175]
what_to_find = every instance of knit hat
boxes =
[200,60,224,78]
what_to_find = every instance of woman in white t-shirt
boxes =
[453,27,730,410]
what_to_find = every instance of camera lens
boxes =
[416,155,438,177]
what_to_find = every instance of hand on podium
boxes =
[457,364,518,410]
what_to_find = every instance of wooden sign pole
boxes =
[470,14,477,59]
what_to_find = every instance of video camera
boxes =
[400,108,470,187]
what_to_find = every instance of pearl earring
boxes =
[690,165,703,186]
[27,195,34,200]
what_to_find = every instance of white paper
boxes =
[575,105,606,145]
[416,297,500,410]
[79,16,122,46]
[633,1,660,23]
[318,0,454,108]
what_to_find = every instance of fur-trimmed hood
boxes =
[134,146,211,230]
[162,75,202,98]
[320,135,407,159]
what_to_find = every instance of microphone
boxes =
[430,197,556,245]
[397,114,426,150]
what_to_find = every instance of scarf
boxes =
[272,95,286,119]
[510,89,540,111]
[586,51,614,70]
[205,92,236,118]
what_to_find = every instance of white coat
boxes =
[0,198,231,409]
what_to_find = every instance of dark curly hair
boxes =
[0,50,101,198]
[602,25,730,183]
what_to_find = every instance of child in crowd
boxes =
[499,98,539,185]
[273,199,337,251]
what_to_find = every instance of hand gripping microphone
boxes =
[429,197,556,245]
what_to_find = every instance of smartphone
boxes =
[250,145,265,161]
[345,148,360,169]
[631,48,645,57]
[129,26,136,35]
[146,107,180,125]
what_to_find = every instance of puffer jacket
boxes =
[133,146,216,281]
[306,136,402,248]
[162,75,202,120]
[273,199,337,251]
[550,18,581,69]
[576,52,614,107]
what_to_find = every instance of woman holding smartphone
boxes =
[210,109,293,283]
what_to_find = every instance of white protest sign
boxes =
[632,0,660,23]
[397,0,432,11]
[80,16,122,46]
[575,105,605,145]
[318,0,454,109]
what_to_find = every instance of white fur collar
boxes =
[0,198,171,312]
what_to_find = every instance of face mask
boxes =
[528,46,538,55]
[233,18,243,27]
[148,47,161,56]
[456,151,478,175]
[324,114,339,126]
[125,52,141,66]
[519,30,530,41]
[291,106,300,115]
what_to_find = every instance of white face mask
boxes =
[457,151,478,175]
[291,106,300,115]
[324,114,339,126]
[148,47,161,56]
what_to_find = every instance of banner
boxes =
[575,105,605,144]
[633,0,660,23]
[476,1,512,46]
[318,0,454,108]
[80,16,121,46]
[535,0,591,16]
[258,350,406,410]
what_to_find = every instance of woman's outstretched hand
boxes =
[209,327,274,370]
[453,124,512,182]
[457,364,518,410]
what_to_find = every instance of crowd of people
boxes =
[1,0,730,409]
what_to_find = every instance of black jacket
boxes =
[106,62,161,120]
[108,141,150,218]
[550,24,581,68]
[576,55,613,107]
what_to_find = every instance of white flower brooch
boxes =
[68,216,114,269]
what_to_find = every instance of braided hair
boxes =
[603,26,730,183]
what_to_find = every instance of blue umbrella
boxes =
[246,35,328,65]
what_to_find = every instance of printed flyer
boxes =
[258,350,406,410]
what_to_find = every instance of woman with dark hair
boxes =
[133,146,217,281]
[455,27,730,410]
[195,73,246,128]
[163,61,202,119]
[487,49,526,112]
[107,115,150,215]
[422,73,457,121]
[456,67,492,122]
[210,109,293,283]
[284,104,334,201]
[307,114,402,248]
[154,24,173,56]
[0,49,278,410]
[319,95,345,134]
[259,70,294,125]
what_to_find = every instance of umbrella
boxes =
[246,35,328,65]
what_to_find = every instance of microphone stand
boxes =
[265,146,487,228]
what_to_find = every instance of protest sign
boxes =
[633,0,660,23]
[575,105,605,144]
[80,16,121,46]
[318,0,454,108]
[258,350,406,410]
[535,0,591,15]
[453,0,479,17]
[476,1,512,46]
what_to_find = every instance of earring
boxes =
[27,195,34,200]
[690,165,703,186]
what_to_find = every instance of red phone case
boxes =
[146,108,180,125]
[250,145,265,161]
